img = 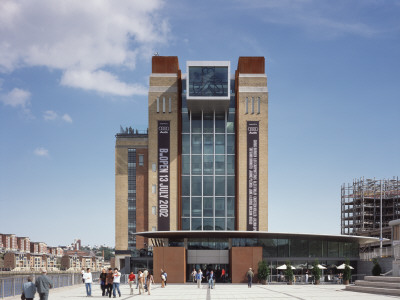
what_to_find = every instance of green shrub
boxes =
[285,261,294,282]
[312,260,321,281]
[257,260,269,281]
[343,259,352,281]
[372,258,382,276]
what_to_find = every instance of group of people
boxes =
[128,269,155,295]
[192,269,217,289]
[21,268,53,300]
[97,268,121,298]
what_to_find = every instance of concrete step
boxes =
[364,276,400,283]
[346,285,400,296]
[355,280,400,289]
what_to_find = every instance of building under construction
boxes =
[341,177,400,239]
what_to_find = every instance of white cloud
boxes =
[0,88,31,108]
[62,114,73,123]
[34,147,49,157]
[60,69,147,96]
[43,110,73,123]
[236,0,378,38]
[0,87,33,117]
[0,0,169,96]
[43,110,58,121]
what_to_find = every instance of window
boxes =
[257,97,260,114]
[152,163,156,172]
[138,154,144,166]
[251,97,254,114]
[180,109,236,231]
[188,66,228,97]
[162,97,166,113]
[156,97,159,113]
[152,184,156,194]
[169,97,172,113]
[152,226,156,231]
[152,206,156,215]
[245,97,248,114]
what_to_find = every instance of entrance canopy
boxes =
[135,230,381,245]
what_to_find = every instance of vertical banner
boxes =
[247,121,259,231]
[158,120,170,231]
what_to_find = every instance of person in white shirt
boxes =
[112,268,121,298]
[138,270,144,295]
[83,268,93,297]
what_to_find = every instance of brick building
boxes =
[114,56,379,283]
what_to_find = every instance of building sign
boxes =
[247,121,259,231]
[158,120,170,231]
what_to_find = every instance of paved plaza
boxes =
[5,283,400,300]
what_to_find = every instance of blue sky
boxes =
[1,0,399,247]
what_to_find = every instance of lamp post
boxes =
[380,180,383,257]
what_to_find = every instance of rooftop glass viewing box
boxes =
[186,61,231,111]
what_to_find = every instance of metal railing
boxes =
[360,247,393,260]
[0,272,100,298]
[266,274,366,284]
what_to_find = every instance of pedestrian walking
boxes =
[163,270,168,286]
[138,270,145,294]
[147,272,155,295]
[160,269,166,288]
[100,269,107,296]
[128,272,135,295]
[83,268,93,297]
[35,268,53,300]
[208,270,215,289]
[22,276,36,300]
[221,268,226,282]
[305,270,309,284]
[105,268,113,298]
[112,268,121,298]
[143,268,149,292]
[196,269,203,288]
[191,268,197,283]
[246,267,254,288]
[81,269,85,284]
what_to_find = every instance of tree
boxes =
[372,258,382,276]
[285,261,294,283]
[312,260,321,282]
[257,260,269,283]
[343,259,352,283]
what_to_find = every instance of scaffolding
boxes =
[341,177,400,239]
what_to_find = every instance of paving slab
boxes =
[5,283,400,299]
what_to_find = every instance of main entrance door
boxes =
[187,263,230,283]
[186,250,230,283]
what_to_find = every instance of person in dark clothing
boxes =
[99,269,107,296]
[105,268,114,298]
[246,268,254,288]
[35,268,53,300]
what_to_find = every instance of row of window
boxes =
[156,97,172,113]
[232,238,359,258]
[182,134,234,155]
[182,176,235,196]
[245,97,261,114]
[182,197,235,218]
[181,218,235,231]
[166,238,358,258]
[128,148,137,250]
[182,155,235,175]
[182,111,235,134]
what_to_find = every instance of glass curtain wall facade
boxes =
[181,79,236,231]
[128,148,137,249]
